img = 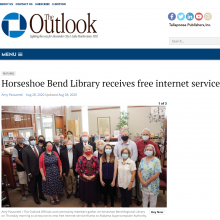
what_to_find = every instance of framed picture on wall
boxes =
[97,117,111,137]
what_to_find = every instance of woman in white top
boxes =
[117,147,136,207]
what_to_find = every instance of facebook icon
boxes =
[168,13,176,21]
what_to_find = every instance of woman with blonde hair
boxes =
[76,144,100,207]
[100,144,117,207]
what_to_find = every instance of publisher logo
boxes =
[168,13,176,21]
[186,13,194,21]
[195,13,203,21]
[177,13,185,21]
[1,13,27,38]
[204,13,212,21]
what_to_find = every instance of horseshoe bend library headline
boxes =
[1,79,220,89]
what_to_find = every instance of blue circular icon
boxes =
[1,12,27,38]
[186,13,194,21]
[168,13,176,21]
[177,13,185,21]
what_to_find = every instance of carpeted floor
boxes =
[8,187,167,208]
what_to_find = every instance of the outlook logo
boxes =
[168,13,176,21]
[1,13,27,38]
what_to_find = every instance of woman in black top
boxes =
[99,144,117,207]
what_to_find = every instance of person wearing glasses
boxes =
[138,144,161,207]
[136,128,161,206]
[114,130,138,204]
[117,147,136,207]
[60,140,78,199]
[76,144,99,207]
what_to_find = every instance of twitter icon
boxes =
[177,13,185,21]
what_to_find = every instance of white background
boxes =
[1,0,220,219]
[0,1,220,48]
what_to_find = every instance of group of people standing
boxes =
[12,128,163,208]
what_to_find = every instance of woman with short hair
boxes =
[138,144,162,207]
[117,147,136,207]
[76,144,100,207]
[94,140,105,159]
[100,144,117,207]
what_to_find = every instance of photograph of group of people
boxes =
[12,128,164,208]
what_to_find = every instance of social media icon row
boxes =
[168,12,212,21]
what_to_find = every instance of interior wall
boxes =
[67,107,120,135]
[66,107,82,133]
[66,106,163,136]
[88,109,120,135]
[128,107,162,136]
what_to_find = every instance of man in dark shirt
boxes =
[52,136,66,155]
[59,134,65,145]
[12,135,29,200]
[74,131,96,171]
[22,136,47,205]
